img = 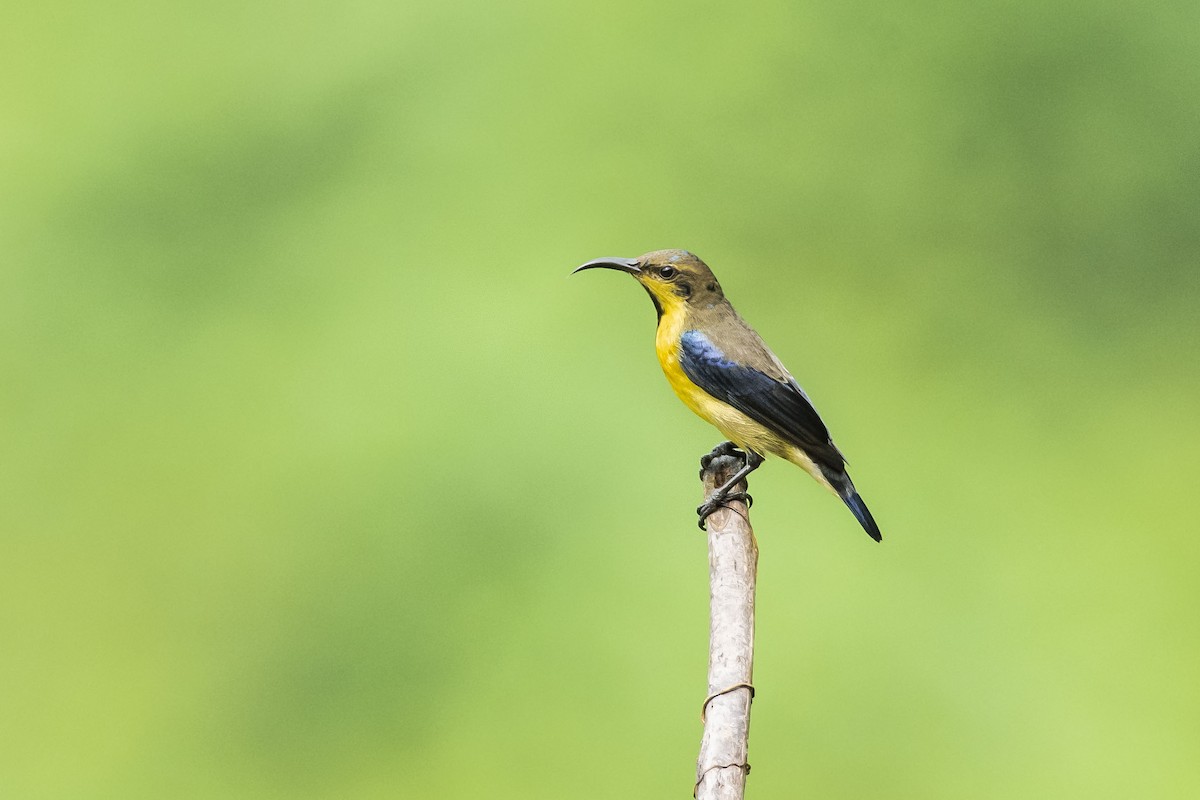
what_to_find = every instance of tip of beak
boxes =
[572,257,641,275]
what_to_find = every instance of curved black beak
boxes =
[572,257,641,275]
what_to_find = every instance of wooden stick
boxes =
[695,450,758,800]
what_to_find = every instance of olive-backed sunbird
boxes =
[573,249,881,541]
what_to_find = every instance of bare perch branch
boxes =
[695,450,758,800]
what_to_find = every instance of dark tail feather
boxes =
[840,486,882,542]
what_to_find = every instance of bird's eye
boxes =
[658,266,676,279]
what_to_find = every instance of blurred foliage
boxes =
[2,0,1199,797]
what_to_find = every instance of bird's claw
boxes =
[699,441,745,477]
[696,491,753,529]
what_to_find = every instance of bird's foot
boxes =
[699,441,744,477]
[696,491,753,530]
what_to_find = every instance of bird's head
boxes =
[572,249,725,319]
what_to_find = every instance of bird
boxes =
[573,249,881,541]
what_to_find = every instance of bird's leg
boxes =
[698,440,743,478]
[697,448,765,529]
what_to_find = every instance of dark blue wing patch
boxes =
[678,329,843,470]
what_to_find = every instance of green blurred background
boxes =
[3,0,1198,797]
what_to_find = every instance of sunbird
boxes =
[573,249,881,541]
